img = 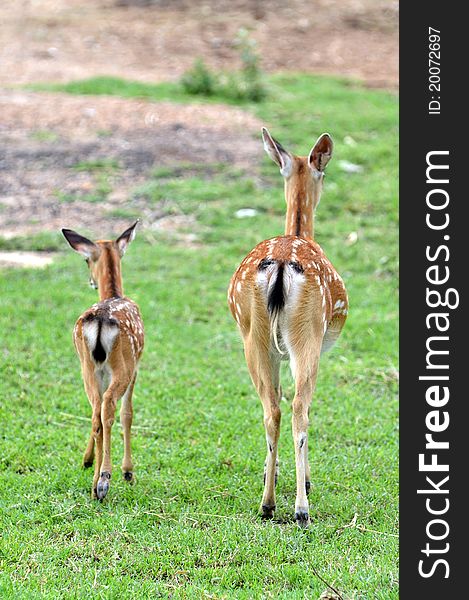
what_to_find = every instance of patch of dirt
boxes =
[0,0,398,89]
[0,0,397,250]
[0,251,55,268]
[0,91,262,238]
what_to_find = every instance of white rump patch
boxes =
[83,320,99,350]
[256,262,306,358]
[100,322,120,356]
[83,319,119,362]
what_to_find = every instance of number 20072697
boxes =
[428,27,441,115]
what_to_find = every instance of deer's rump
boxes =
[78,312,120,364]
[228,235,348,356]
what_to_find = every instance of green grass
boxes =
[54,159,118,204]
[1,74,398,598]
[30,130,59,143]
[29,76,203,104]
[72,159,120,173]
[0,231,64,252]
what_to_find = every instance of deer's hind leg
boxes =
[288,316,322,527]
[97,353,134,500]
[75,334,96,469]
[80,355,104,499]
[120,373,137,483]
[244,331,282,519]
[83,431,95,469]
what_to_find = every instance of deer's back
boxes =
[228,235,348,348]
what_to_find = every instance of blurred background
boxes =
[0,0,397,263]
[0,2,399,597]
[1,0,398,86]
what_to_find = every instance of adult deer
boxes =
[62,222,144,500]
[228,129,348,526]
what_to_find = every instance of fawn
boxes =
[228,129,348,526]
[62,222,144,500]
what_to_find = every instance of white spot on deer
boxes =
[236,281,242,292]
[83,320,99,351]
[267,239,278,255]
[100,322,119,355]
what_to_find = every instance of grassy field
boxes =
[0,75,398,598]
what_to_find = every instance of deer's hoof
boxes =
[305,481,311,495]
[83,459,93,469]
[261,504,276,519]
[96,471,111,500]
[295,509,310,528]
[123,471,134,483]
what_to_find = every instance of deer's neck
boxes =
[284,178,315,239]
[98,247,124,301]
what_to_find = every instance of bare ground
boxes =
[0,91,262,239]
[0,0,398,89]
[0,0,397,262]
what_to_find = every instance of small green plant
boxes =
[181,58,217,96]
[180,30,266,103]
[234,28,267,102]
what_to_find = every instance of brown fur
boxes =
[227,134,347,525]
[63,226,144,500]
[284,156,317,238]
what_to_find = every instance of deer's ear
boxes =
[308,133,333,173]
[262,127,293,177]
[116,220,139,257]
[62,229,101,260]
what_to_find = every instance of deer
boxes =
[62,221,144,501]
[227,128,348,527]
